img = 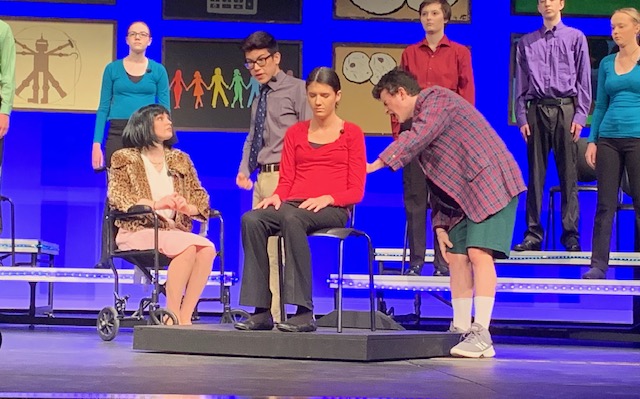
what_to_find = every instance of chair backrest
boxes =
[346,205,356,228]
[576,138,597,183]
[621,168,631,197]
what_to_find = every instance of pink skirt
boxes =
[116,228,215,258]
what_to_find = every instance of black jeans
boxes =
[239,201,348,311]
[98,120,126,264]
[591,138,640,272]
[524,101,579,246]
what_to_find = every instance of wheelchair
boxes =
[96,205,249,341]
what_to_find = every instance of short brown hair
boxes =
[418,0,452,22]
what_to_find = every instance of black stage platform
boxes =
[133,324,461,361]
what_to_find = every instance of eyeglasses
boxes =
[244,54,273,70]
[128,31,150,38]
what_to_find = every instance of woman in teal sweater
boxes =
[91,21,170,170]
[584,8,640,279]
[92,21,170,268]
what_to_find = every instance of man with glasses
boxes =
[236,31,310,323]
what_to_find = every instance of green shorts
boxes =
[447,197,518,259]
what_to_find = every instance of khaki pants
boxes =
[252,171,282,321]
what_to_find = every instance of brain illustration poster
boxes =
[334,0,471,23]
[4,17,115,112]
[163,38,302,131]
[334,43,404,135]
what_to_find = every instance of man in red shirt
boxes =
[396,0,474,278]
[368,68,525,357]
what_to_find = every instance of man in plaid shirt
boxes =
[368,68,526,358]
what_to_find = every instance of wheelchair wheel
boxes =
[97,306,120,341]
[220,309,251,324]
[150,308,178,326]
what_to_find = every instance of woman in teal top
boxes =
[92,21,170,268]
[91,21,170,170]
[583,8,640,279]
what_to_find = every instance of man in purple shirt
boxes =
[368,68,526,358]
[513,0,592,252]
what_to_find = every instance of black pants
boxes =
[591,138,640,271]
[98,120,126,264]
[524,100,579,246]
[239,201,348,311]
[402,158,447,271]
[400,119,447,272]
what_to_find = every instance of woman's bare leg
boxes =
[165,246,197,325]
[179,246,216,325]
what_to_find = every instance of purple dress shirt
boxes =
[515,22,592,128]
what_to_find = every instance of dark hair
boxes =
[372,68,421,100]
[127,21,151,36]
[306,67,341,92]
[419,0,452,22]
[123,104,177,149]
[240,31,278,54]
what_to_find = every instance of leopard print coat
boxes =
[108,147,209,232]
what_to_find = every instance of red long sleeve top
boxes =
[274,120,366,207]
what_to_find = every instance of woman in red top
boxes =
[235,67,366,332]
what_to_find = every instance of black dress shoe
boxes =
[404,265,423,276]
[513,240,541,251]
[582,267,606,279]
[276,319,317,332]
[234,314,274,331]
[433,268,450,277]
[563,238,581,252]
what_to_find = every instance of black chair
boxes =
[547,138,597,249]
[276,206,376,333]
[96,205,247,341]
[616,168,635,251]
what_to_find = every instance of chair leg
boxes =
[550,192,556,250]
[337,239,344,333]
[366,234,376,332]
[546,192,552,251]
[401,220,408,274]
[277,236,286,323]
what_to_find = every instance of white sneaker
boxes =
[450,322,496,358]
[448,322,467,334]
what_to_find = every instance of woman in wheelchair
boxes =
[235,67,366,332]
[108,104,215,325]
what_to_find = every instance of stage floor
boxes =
[1,324,640,398]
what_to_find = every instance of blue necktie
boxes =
[248,85,270,173]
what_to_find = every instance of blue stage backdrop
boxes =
[0,1,632,322]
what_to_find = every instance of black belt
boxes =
[260,163,279,173]
[532,97,574,106]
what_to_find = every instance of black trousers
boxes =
[98,120,126,264]
[524,101,579,246]
[400,119,447,272]
[402,158,447,271]
[591,138,640,271]
[239,201,348,311]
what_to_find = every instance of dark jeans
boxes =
[524,101,579,246]
[591,138,640,272]
[239,201,348,311]
[98,120,126,264]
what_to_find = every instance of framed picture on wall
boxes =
[163,0,302,23]
[511,0,626,17]
[163,38,302,131]
[334,0,471,23]
[2,0,115,3]
[508,33,616,126]
[2,17,116,113]
[333,43,405,135]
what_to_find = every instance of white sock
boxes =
[452,298,472,331]
[473,296,496,329]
